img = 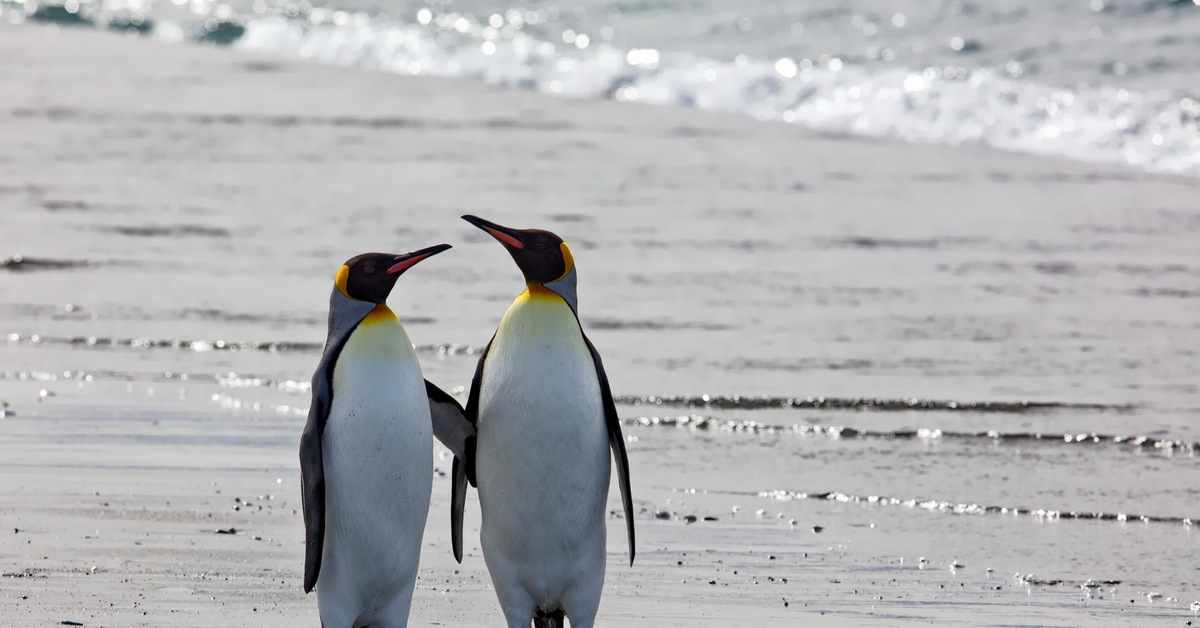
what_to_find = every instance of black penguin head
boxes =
[335,244,451,303]
[461,215,574,285]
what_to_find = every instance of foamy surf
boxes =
[4,0,1197,175]
[233,14,1200,176]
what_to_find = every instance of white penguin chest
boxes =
[478,290,608,487]
[323,310,432,503]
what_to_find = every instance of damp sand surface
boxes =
[2,24,1199,627]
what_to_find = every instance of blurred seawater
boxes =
[3,0,1200,174]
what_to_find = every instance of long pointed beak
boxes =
[462,215,525,250]
[387,243,452,274]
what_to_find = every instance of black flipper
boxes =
[445,335,491,563]
[462,335,495,487]
[582,332,636,566]
[299,383,328,594]
[424,379,475,563]
[425,380,474,461]
[450,452,469,563]
[300,290,375,594]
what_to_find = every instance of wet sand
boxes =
[2,23,1199,626]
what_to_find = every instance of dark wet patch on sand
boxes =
[11,107,575,133]
[239,61,285,73]
[41,199,91,211]
[585,318,732,331]
[1129,287,1200,299]
[626,415,1194,453]
[728,357,894,372]
[4,333,324,353]
[1115,263,1200,276]
[819,235,984,251]
[3,333,479,355]
[616,394,1131,413]
[547,213,591,223]
[1033,261,1082,276]
[0,256,100,271]
[752,489,1195,527]
[178,308,327,326]
[93,224,231,238]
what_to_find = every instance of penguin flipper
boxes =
[463,335,496,487]
[582,333,636,566]
[425,379,475,563]
[299,290,375,594]
[450,452,470,563]
[425,380,475,461]
[299,370,332,594]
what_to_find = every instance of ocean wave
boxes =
[5,1,1198,175]
[231,14,1200,176]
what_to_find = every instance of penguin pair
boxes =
[300,217,635,628]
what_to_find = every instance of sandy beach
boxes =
[2,22,1199,626]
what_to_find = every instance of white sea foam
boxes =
[237,15,1200,176]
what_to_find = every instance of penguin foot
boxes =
[533,609,565,628]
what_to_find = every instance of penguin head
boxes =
[335,244,452,304]
[461,215,574,285]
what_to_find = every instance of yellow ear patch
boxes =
[556,242,575,281]
[335,265,351,298]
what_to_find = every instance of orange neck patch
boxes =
[361,304,397,325]
[520,284,560,302]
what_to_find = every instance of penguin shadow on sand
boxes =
[300,218,635,628]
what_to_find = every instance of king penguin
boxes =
[456,215,635,628]
[299,244,475,628]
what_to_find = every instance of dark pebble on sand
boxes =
[61,622,84,627]
[703,516,718,521]
[215,527,237,534]
[683,515,697,524]
[654,510,671,520]
[812,525,824,533]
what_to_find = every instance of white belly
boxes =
[476,290,610,605]
[319,312,433,613]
